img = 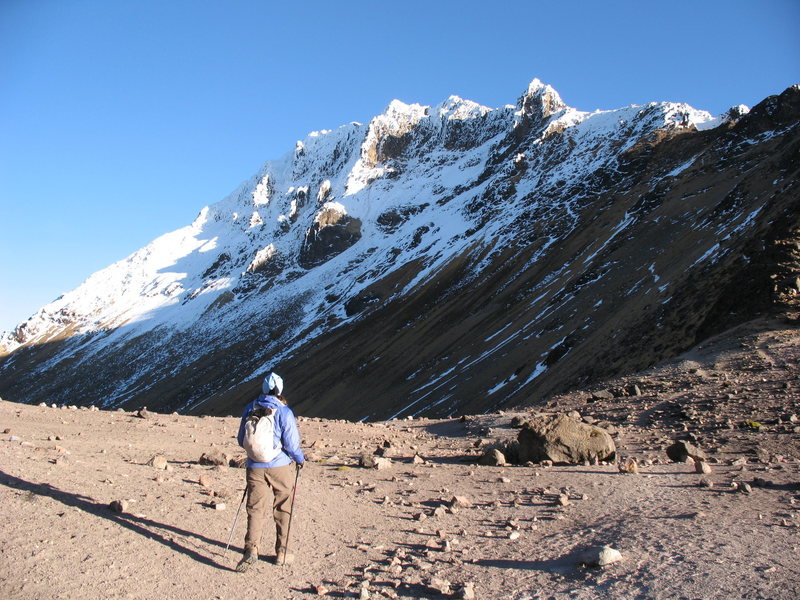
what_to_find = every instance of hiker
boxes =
[235,372,305,572]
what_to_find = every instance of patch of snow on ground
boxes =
[582,212,636,265]
[666,156,698,177]
[521,362,548,386]
[690,243,721,269]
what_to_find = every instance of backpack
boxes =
[243,405,282,462]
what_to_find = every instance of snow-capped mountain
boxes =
[2,80,798,420]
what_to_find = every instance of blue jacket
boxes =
[237,394,305,468]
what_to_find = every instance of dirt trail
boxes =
[1,319,798,599]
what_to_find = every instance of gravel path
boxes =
[1,319,798,599]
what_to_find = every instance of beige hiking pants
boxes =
[244,464,296,555]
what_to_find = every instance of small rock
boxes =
[136,407,151,419]
[739,482,753,494]
[374,457,392,470]
[619,457,639,474]
[597,422,619,435]
[412,454,425,465]
[557,494,570,507]
[460,583,476,599]
[450,496,473,509]
[478,449,506,466]
[313,584,330,596]
[212,501,226,511]
[358,453,377,469]
[198,450,228,466]
[580,545,623,567]
[508,531,520,540]
[199,474,213,487]
[148,455,168,470]
[429,577,451,595]
[759,565,778,573]
[358,453,383,469]
[109,499,128,513]
[229,456,247,468]
[695,460,712,474]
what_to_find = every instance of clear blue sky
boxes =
[1,0,798,334]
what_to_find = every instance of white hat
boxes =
[263,372,284,395]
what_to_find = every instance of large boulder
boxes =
[665,440,707,463]
[298,204,362,269]
[517,414,616,464]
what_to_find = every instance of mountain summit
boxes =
[2,80,798,420]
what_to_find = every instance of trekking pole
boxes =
[223,487,248,558]
[281,465,301,566]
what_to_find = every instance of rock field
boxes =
[1,317,798,599]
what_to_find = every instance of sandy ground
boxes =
[1,318,798,600]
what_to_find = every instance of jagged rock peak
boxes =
[721,104,750,124]
[435,95,492,120]
[361,100,428,167]
[516,78,567,123]
[377,99,429,125]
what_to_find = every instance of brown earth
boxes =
[1,318,798,599]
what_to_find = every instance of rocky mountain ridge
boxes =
[1,79,798,420]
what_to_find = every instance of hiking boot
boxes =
[275,549,295,565]
[236,549,258,573]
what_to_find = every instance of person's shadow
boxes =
[1,469,237,571]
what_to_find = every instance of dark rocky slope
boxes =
[227,86,800,420]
